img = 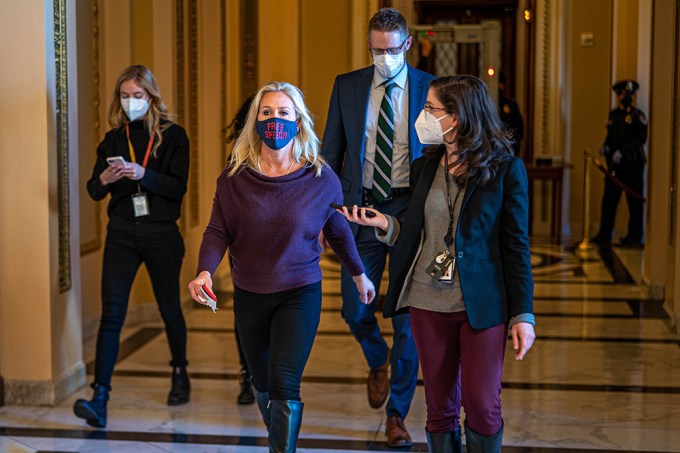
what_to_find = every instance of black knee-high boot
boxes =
[426,427,462,452]
[167,366,190,406]
[73,383,110,428]
[268,399,304,452]
[465,421,503,453]
[253,388,271,428]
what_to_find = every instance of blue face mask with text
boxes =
[256,118,298,150]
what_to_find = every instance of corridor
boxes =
[0,244,678,452]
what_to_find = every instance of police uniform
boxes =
[592,80,648,246]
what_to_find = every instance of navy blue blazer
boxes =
[321,65,435,234]
[383,147,534,329]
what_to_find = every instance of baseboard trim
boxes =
[4,362,85,406]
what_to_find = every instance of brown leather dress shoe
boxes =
[385,415,412,448]
[367,347,390,409]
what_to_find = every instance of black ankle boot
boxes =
[73,382,110,428]
[237,371,255,405]
[167,366,190,406]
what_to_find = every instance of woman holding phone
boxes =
[336,75,535,452]
[74,65,191,428]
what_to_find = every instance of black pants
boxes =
[234,282,322,401]
[94,225,188,387]
[596,168,644,242]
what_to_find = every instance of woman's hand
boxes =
[99,164,127,186]
[335,205,389,232]
[188,271,213,306]
[511,322,535,360]
[352,273,376,305]
[123,162,146,181]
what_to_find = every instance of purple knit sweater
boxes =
[197,164,364,294]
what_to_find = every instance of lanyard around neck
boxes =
[443,152,465,248]
[125,123,155,168]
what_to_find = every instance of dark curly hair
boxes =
[428,75,513,185]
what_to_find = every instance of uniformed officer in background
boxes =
[591,79,648,247]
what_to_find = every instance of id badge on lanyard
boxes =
[427,155,465,284]
[132,192,150,217]
[126,124,155,218]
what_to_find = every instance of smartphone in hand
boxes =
[330,203,376,218]
[106,156,126,167]
[199,284,218,313]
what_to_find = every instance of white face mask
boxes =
[121,97,150,121]
[415,109,454,145]
[372,53,405,79]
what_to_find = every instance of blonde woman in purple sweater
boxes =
[188,82,374,451]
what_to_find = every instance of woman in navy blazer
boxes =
[335,75,535,452]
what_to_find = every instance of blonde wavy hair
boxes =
[108,65,171,157]
[228,81,324,177]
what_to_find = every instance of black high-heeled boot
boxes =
[73,382,110,428]
[237,370,255,405]
[268,399,304,452]
[167,366,190,406]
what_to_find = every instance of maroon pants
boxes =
[410,307,507,435]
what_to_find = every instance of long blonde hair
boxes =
[228,81,324,177]
[108,65,171,157]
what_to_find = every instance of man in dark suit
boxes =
[321,7,435,448]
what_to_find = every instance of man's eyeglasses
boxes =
[370,37,409,56]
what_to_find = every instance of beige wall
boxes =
[564,0,613,240]
[300,0,352,136]
[0,0,84,404]
[258,0,300,86]
[612,0,639,84]
[646,0,678,327]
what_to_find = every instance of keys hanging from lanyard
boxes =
[426,152,466,283]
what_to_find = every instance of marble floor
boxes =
[1,243,679,452]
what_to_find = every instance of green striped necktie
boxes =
[372,80,395,201]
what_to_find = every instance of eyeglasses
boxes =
[424,104,447,113]
[370,37,409,56]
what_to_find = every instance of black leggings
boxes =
[94,226,187,387]
[233,282,322,401]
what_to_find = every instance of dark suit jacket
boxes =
[321,65,435,235]
[383,147,534,329]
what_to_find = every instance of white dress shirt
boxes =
[363,64,410,190]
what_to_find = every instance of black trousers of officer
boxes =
[597,167,644,243]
